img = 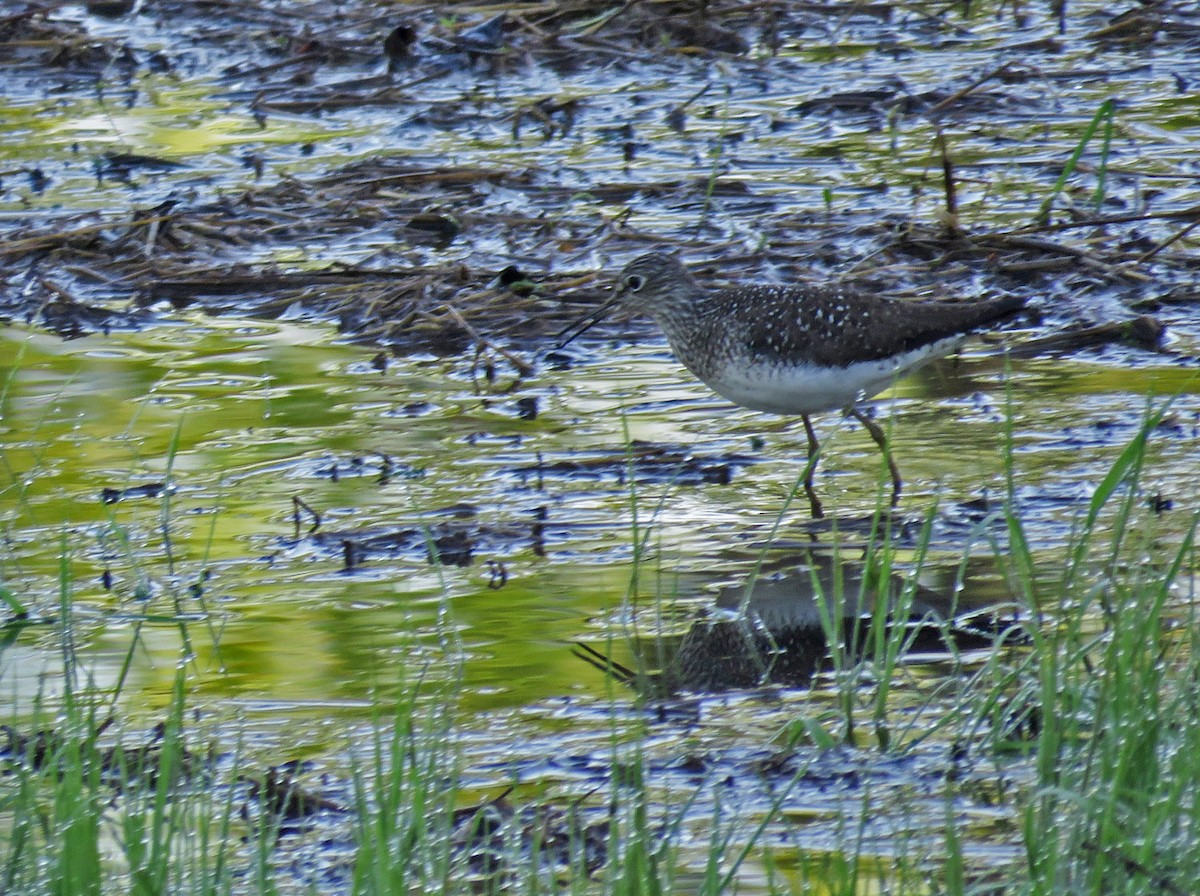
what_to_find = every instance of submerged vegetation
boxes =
[2,0,1199,892]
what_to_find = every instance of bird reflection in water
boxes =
[574,552,1017,696]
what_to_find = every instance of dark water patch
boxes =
[100,481,168,504]
[285,453,426,485]
[504,440,756,488]
[1,718,213,791]
[294,512,546,571]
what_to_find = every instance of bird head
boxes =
[555,253,696,347]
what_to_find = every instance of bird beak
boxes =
[553,288,624,349]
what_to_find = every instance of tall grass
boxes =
[999,408,1200,895]
[350,676,456,895]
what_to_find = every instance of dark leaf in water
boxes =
[246,767,345,820]
[406,212,461,240]
[146,50,173,73]
[457,13,507,53]
[497,264,534,295]
[659,17,750,55]
[1148,494,1173,514]
[101,483,166,504]
[429,531,473,567]
[384,23,418,70]
[86,0,136,17]
[102,152,186,180]
[515,396,538,420]
[497,264,526,286]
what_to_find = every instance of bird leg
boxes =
[800,414,825,519]
[848,408,901,506]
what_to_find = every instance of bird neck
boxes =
[651,294,730,377]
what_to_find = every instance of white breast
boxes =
[699,337,963,416]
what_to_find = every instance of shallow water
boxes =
[2,313,1196,722]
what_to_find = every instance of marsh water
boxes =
[3,0,1200,888]
[3,310,1194,705]
[4,309,1197,875]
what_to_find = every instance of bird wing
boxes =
[741,284,1022,368]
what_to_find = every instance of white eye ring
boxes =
[625,274,646,291]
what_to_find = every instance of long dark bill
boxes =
[553,291,623,349]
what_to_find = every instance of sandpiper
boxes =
[557,252,1024,518]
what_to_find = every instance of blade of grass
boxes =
[1035,99,1115,225]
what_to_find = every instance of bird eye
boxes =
[625,273,645,292]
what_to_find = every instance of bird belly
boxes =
[702,339,962,416]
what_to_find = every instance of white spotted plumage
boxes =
[603,253,1020,418]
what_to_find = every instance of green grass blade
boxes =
[1035,99,1115,225]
